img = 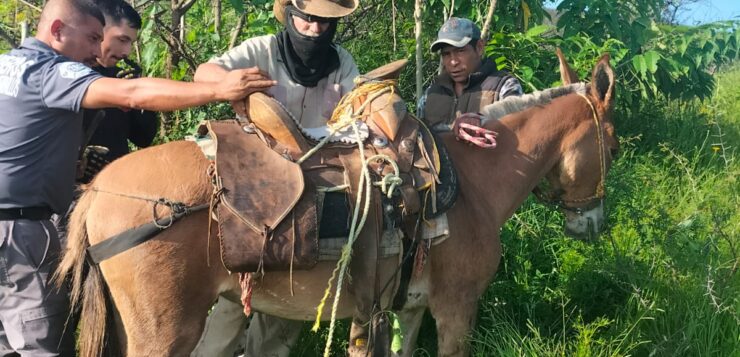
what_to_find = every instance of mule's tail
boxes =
[53,189,110,357]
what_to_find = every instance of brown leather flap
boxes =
[208,120,304,232]
[218,183,318,272]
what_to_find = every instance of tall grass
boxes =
[467,65,740,356]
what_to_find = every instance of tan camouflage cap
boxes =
[274,0,359,25]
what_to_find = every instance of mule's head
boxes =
[545,50,619,240]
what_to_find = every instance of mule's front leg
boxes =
[427,253,496,357]
[429,299,478,357]
[393,307,425,357]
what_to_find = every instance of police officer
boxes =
[0,0,275,354]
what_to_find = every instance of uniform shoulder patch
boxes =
[58,62,93,80]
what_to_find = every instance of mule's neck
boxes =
[443,94,590,229]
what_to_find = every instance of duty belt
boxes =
[0,207,54,221]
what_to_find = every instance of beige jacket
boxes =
[209,34,359,128]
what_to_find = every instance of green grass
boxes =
[464,64,740,357]
[291,65,740,356]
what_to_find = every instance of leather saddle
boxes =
[208,59,457,273]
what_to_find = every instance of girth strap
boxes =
[86,203,209,264]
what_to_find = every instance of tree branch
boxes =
[18,0,42,12]
[229,12,247,49]
[414,0,423,100]
[481,0,498,41]
[0,27,18,48]
[176,0,198,13]
[135,0,157,11]
[152,14,198,72]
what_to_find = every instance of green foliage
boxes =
[486,25,628,91]
[557,0,664,53]
[487,18,738,106]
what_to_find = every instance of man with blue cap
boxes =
[419,17,522,134]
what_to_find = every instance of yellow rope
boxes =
[327,79,397,129]
[297,80,397,165]
[315,122,374,357]
[308,80,403,357]
[368,154,402,198]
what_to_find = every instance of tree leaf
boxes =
[525,25,550,38]
[643,50,660,74]
[632,54,647,76]
[229,0,245,14]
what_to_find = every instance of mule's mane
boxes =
[482,83,587,123]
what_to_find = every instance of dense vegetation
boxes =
[1,0,737,355]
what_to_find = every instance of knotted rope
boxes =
[297,79,396,164]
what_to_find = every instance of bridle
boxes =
[533,92,608,215]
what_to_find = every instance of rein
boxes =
[533,92,607,214]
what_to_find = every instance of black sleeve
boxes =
[128,109,159,148]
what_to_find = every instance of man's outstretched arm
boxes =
[82,67,276,111]
[194,63,230,83]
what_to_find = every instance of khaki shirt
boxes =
[209,35,359,128]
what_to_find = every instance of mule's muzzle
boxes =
[563,199,605,240]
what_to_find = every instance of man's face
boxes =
[439,40,484,85]
[97,20,138,67]
[291,14,330,37]
[52,14,103,65]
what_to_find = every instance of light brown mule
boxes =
[55,53,618,357]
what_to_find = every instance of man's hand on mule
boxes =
[218,67,277,103]
[453,112,497,149]
[452,112,485,139]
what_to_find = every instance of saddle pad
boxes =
[319,229,403,261]
[418,128,459,220]
[208,120,318,272]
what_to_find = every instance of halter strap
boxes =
[533,92,608,211]
[572,92,606,203]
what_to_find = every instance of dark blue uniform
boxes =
[0,37,101,356]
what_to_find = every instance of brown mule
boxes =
[55,52,618,357]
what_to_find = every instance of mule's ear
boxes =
[590,53,615,109]
[557,48,579,85]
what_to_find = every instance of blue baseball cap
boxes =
[430,17,482,52]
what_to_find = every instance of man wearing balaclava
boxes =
[195,0,358,130]
[191,0,359,356]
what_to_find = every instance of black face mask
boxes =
[276,5,340,87]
